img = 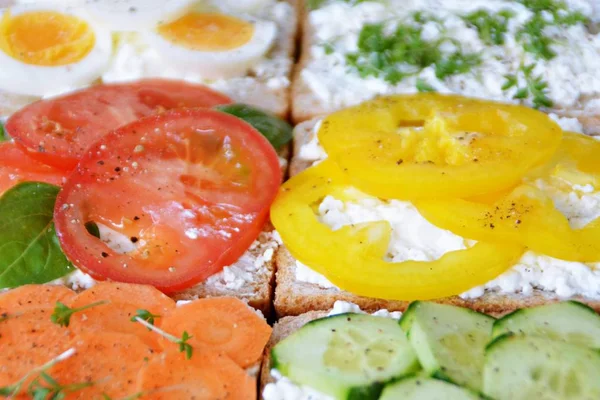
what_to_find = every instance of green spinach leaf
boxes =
[216,104,293,150]
[0,182,73,288]
[0,122,8,142]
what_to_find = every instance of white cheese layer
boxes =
[301,0,600,116]
[262,301,401,400]
[204,230,282,292]
[59,224,279,293]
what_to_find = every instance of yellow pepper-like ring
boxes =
[271,160,525,300]
[415,132,600,262]
[318,94,562,199]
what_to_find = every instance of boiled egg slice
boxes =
[143,11,276,80]
[0,5,112,97]
[83,0,196,31]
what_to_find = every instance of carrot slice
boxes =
[136,349,256,400]
[0,285,75,314]
[0,308,74,393]
[48,332,154,399]
[160,297,272,367]
[67,282,176,349]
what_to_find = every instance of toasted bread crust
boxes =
[274,240,600,319]
[259,310,328,396]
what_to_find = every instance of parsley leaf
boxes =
[463,9,514,45]
[502,64,553,108]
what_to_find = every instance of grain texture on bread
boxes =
[274,246,600,318]
[259,310,328,396]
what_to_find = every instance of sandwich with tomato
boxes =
[0,79,292,317]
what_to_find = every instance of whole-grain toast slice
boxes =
[274,246,600,318]
[290,1,600,134]
[0,0,300,120]
[259,310,328,396]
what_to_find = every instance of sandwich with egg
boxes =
[0,0,299,119]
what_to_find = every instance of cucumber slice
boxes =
[380,376,481,400]
[483,335,600,400]
[492,301,600,348]
[272,313,419,399]
[399,301,494,392]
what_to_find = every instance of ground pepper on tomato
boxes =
[54,108,281,293]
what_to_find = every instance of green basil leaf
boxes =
[0,122,9,142]
[0,182,73,288]
[216,104,293,150]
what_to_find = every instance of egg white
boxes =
[0,4,112,98]
[143,16,277,80]
[209,0,277,14]
[83,0,197,31]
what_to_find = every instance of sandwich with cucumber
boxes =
[261,300,600,399]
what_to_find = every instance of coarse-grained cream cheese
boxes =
[55,224,280,293]
[204,230,282,292]
[301,0,600,119]
[262,301,401,400]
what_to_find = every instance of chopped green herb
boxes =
[322,42,335,55]
[133,317,194,360]
[516,0,589,60]
[51,300,108,328]
[502,64,553,108]
[0,348,76,398]
[462,9,514,45]
[130,309,161,329]
[416,78,436,92]
[28,371,94,400]
[346,19,481,84]
[307,0,372,11]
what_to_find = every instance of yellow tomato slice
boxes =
[318,94,562,199]
[271,160,524,300]
[415,132,600,262]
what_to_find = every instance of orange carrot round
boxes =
[0,285,75,314]
[0,308,74,393]
[66,282,176,349]
[160,297,272,367]
[136,349,256,400]
[48,332,154,399]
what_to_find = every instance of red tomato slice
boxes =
[5,79,232,170]
[54,108,281,293]
[0,142,67,195]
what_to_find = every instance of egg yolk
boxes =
[157,12,254,51]
[0,10,95,66]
